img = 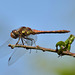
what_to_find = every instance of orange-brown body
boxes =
[11,26,70,39]
[10,26,70,45]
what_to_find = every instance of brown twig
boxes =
[8,44,75,57]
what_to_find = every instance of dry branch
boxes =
[8,44,75,57]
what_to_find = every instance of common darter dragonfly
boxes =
[0,26,70,65]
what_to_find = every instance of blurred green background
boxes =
[0,0,75,75]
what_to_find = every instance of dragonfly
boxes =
[10,27,70,45]
[0,26,70,65]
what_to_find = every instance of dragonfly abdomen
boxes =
[32,29,70,34]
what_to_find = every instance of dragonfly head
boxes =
[11,30,19,39]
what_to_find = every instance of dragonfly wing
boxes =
[25,34,37,46]
[8,48,27,65]
[0,38,18,58]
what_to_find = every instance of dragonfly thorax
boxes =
[21,27,34,36]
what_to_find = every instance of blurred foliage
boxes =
[56,64,75,75]
[30,52,75,75]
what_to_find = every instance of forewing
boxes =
[0,38,17,58]
[8,48,27,65]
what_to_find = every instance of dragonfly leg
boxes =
[22,39,27,45]
[30,39,37,53]
[30,38,37,53]
[24,37,36,53]
[28,38,33,53]
[21,38,24,45]
[16,37,21,45]
[24,37,36,46]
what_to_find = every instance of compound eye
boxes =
[12,30,17,34]
[10,32,17,39]
[11,30,19,39]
